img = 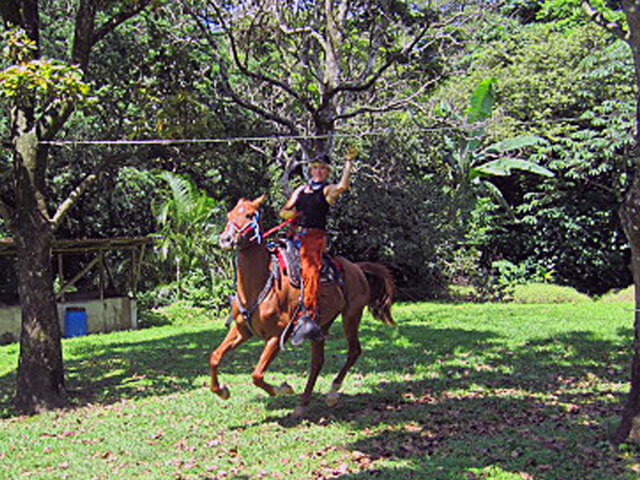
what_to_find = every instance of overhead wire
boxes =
[1,113,627,148]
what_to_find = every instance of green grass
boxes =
[1,301,639,479]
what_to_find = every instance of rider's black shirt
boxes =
[296,184,330,230]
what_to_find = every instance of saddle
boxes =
[271,239,343,290]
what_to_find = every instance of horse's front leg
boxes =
[252,336,293,397]
[294,338,325,417]
[210,323,250,400]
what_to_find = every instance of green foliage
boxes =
[330,128,457,298]
[151,172,232,306]
[136,301,215,329]
[598,285,634,302]
[440,78,552,207]
[539,0,625,30]
[154,171,220,267]
[429,11,632,295]
[0,29,91,103]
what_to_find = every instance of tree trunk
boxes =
[14,222,65,412]
[614,9,640,442]
[11,105,64,412]
[615,167,640,444]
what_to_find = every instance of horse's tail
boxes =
[357,262,396,326]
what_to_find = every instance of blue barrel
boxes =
[64,307,88,338]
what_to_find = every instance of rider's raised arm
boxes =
[325,148,357,206]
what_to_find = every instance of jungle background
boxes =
[0,0,632,316]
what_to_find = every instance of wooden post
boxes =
[57,253,64,302]
[98,251,105,301]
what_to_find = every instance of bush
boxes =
[136,270,234,327]
[598,285,633,303]
[137,302,215,329]
[512,283,592,304]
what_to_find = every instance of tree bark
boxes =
[616,167,640,444]
[10,105,64,412]
[1,0,151,414]
[14,220,64,412]
[611,0,640,444]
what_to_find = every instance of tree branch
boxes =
[581,1,628,42]
[37,99,74,142]
[73,0,152,70]
[50,156,123,231]
[335,76,441,122]
[330,21,430,98]
[91,0,153,47]
[218,4,316,114]
[187,3,302,134]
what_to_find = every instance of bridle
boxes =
[225,211,297,249]
[226,211,262,248]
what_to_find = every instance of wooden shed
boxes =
[0,236,153,343]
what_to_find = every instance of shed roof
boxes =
[0,236,154,257]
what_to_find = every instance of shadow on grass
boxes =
[257,370,630,480]
[254,325,634,480]
[0,321,495,417]
[0,312,636,479]
[0,317,632,413]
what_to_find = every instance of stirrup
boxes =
[291,310,324,346]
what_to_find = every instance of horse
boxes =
[214,194,396,415]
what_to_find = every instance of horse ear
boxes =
[252,194,267,207]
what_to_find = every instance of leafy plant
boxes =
[0,29,91,105]
[153,172,231,304]
[443,78,554,210]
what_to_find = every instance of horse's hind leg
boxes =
[210,323,250,400]
[294,337,325,417]
[252,336,293,397]
[327,308,363,407]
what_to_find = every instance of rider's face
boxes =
[310,165,329,182]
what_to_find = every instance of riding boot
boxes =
[291,310,324,346]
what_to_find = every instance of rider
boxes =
[280,147,356,345]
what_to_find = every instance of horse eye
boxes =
[246,214,253,219]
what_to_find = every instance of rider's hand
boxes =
[345,146,359,161]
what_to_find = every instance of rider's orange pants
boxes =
[300,228,327,315]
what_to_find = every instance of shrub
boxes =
[598,285,633,303]
[512,283,592,304]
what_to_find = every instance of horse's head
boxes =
[219,194,267,250]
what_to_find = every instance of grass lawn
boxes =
[1,301,639,479]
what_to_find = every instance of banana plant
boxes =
[444,78,554,210]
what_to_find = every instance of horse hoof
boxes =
[292,405,306,417]
[276,382,294,396]
[215,386,230,400]
[326,392,340,407]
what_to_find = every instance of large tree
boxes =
[559,0,640,443]
[0,0,152,413]
[182,0,452,192]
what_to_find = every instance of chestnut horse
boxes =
[214,195,395,415]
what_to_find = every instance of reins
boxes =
[224,213,309,348]
[262,217,297,239]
